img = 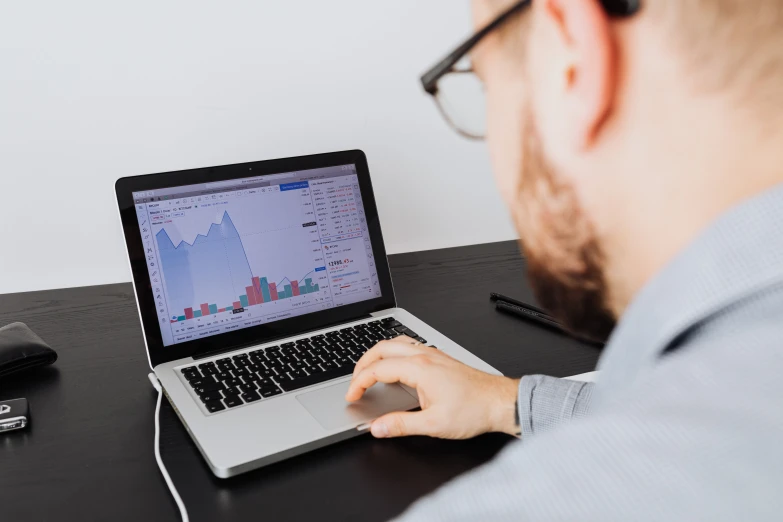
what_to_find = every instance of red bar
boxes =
[269,282,278,301]
[291,280,300,296]
[200,303,210,316]
[218,308,226,313]
[245,286,257,306]
[170,319,178,323]
[184,307,194,320]
[252,276,263,303]
[233,301,242,309]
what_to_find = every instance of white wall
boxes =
[0,1,516,295]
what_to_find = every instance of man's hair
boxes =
[651,1,783,107]
[492,0,783,108]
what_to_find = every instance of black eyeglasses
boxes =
[420,0,641,140]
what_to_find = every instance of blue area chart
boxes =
[157,211,322,322]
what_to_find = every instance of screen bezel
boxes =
[116,149,396,368]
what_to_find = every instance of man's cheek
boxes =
[487,110,524,207]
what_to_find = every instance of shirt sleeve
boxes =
[517,375,594,439]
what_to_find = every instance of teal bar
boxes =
[260,277,271,302]
[284,284,292,299]
[177,315,186,321]
[313,283,319,292]
[240,294,249,308]
[305,278,313,294]
[194,310,202,318]
[209,304,218,314]
[226,306,233,312]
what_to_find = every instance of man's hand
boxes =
[345,336,520,439]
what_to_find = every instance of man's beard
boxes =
[514,115,616,343]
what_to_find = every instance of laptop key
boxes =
[238,384,257,394]
[182,369,202,378]
[259,385,283,398]
[290,369,306,379]
[290,360,307,371]
[257,368,276,379]
[277,365,354,393]
[224,395,243,408]
[200,366,218,376]
[215,371,232,382]
[222,387,240,397]
[205,400,226,413]
[199,391,223,403]
[194,382,223,394]
[241,391,261,403]
[225,378,242,387]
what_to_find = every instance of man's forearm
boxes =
[517,375,594,439]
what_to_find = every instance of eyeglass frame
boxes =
[419,0,642,139]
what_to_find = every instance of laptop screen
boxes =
[132,164,382,347]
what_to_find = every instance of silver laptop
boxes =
[115,150,499,478]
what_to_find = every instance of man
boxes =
[345,0,783,519]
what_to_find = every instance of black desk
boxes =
[0,241,599,521]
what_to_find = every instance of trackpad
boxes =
[296,380,419,431]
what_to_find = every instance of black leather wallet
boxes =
[0,322,58,379]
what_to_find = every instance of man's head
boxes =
[469,0,783,340]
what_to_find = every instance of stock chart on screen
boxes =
[132,165,381,346]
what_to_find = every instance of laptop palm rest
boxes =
[296,380,419,431]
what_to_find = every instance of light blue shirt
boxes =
[396,183,783,521]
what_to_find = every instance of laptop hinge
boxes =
[192,314,373,360]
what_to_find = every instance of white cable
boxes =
[150,374,190,522]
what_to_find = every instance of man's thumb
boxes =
[371,411,427,438]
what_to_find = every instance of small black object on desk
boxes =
[0,322,57,378]
[0,322,56,434]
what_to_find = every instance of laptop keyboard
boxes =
[179,317,428,414]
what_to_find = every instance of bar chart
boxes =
[156,211,326,324]
[171,273,322,322]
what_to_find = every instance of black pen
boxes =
[493,299,565,332]
[490,292,550,315]
[491,293,606,346]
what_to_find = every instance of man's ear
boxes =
[537,0,616,150]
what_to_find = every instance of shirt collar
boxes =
[596,182,783,389]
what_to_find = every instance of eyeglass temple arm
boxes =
[420,0,530,95]
[419,0,640,95]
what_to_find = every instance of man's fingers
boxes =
[352,336,422,378]
[345,357,423,401]
[370,411,430,438]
